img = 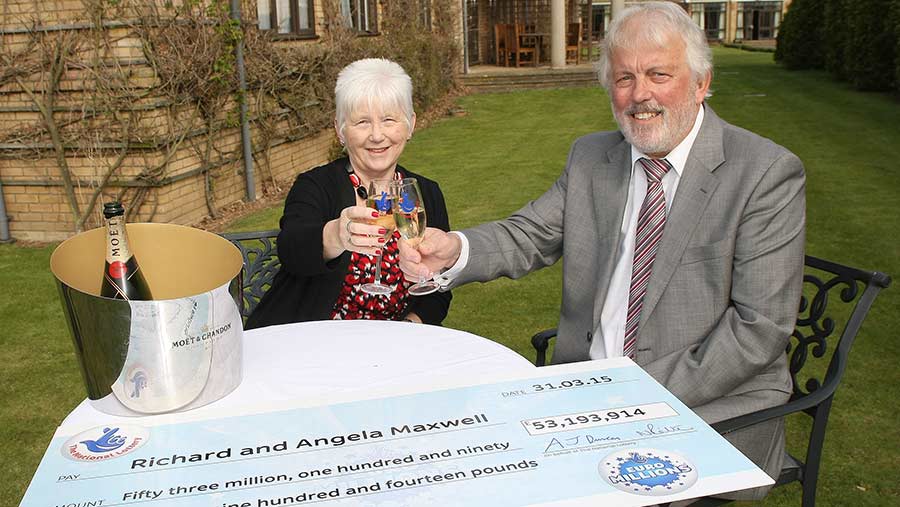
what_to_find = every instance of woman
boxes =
[245,58,451,328]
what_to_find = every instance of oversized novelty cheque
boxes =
[20,357,771,507]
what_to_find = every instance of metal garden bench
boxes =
[531,255,891,506]
[220,229,280,320]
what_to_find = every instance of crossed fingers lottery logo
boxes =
[399,190,415,213]
[62,425,149,462]
[599,448,698,496]
[374,191,391,212]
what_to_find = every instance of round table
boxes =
[60,320,534,431]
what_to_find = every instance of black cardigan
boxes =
[245,158,452,329]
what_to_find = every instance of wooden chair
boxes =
[509,23,536,67]
[532,255,891,506]
[494,23,509,67]
[566,22,582,65]
[220,229,281,320]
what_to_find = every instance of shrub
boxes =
[823,0,850,80]
[775,0,824,69]
[893,0,900,94]
[843,0,897,91]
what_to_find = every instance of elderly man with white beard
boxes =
[399,1,806,501]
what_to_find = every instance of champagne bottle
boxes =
[100,202,153,300]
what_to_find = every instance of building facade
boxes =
[1,0,789,241]
[0,0,447,242]
[463,0,792,67]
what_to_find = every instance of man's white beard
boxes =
[614,90,699,156]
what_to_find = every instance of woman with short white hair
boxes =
[246,58,452,328]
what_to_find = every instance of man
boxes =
[400,1,805,500]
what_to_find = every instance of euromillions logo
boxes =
[375,191,391,212]
[399,190,415,213]
[599,448,698,496]
[62,425,149,462]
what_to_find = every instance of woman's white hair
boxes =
[335,58,414,135]
[597,1,712,89]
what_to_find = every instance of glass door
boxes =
[467,0,480,66]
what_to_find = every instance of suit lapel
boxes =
[639,106,724,326]
[591,138,632,325]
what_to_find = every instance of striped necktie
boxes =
[623,158,672,359]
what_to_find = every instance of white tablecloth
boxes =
[60,320,534,431]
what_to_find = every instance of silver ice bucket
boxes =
[50,223,244,415]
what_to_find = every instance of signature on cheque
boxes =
[544,433,622,453]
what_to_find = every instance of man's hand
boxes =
[398,227,462,281]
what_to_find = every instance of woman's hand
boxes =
[323,206,390,260]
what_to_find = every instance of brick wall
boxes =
[0,129,333,241]
[0,0,337,242]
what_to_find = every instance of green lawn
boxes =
[3,47,899,505]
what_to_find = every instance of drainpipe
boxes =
[230,0,256,202]
[462,0,469,74]
[0,179,12,243]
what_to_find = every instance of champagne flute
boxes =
[393,178,440,296]
[360,179,397,295]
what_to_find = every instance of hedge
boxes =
[775,0,824,69]
[777,0,900,93]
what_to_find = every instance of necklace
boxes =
[345,162,402,200]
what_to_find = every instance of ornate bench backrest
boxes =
[220,229,281,320]
[528,254,891,506]
[788,255,891,406]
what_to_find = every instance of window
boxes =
[258,0,315,37]
[591,4,606,40]
[757,10,776,39]
[341,0,379,34]
[466,0,479,65]
[739,1,783,41]
[689,2,725,41]
[703,3,725,41]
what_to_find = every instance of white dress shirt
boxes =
[590,106,705,359]
[436,106,706,360]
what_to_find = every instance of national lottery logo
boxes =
[374,191,391,212]
[599,448,698,496]
[62,425,149,462]
[129,369,148,399]
[399,190,415,213]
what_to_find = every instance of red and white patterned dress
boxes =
[330,230,411,320]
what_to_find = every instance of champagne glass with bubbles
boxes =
[360,179,397,295]
[393,178,439,296]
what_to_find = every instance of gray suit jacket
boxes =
[453,106,806,495]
